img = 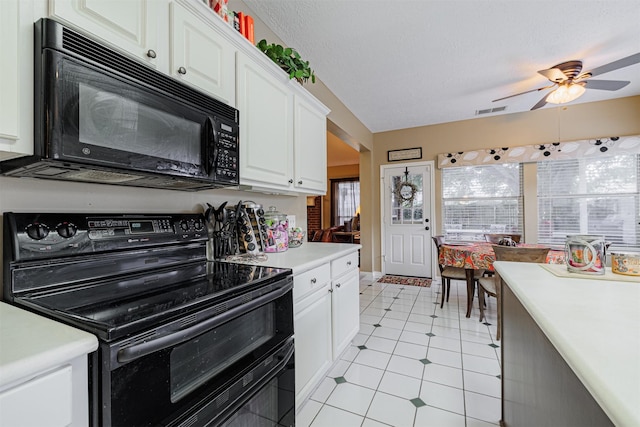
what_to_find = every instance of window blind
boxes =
[537,154,639,248]
[442,163,523,241]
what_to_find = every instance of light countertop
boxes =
[494,261,640,426]
[0,302,98,388]
[232,242,361,275]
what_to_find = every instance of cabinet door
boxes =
[49,0,159,68]
[236,52,294,191]
[294,285,333,409]
[0,0,33,160]
[170,2,235,105]
[294,95,328,194]
[331,268,360,359]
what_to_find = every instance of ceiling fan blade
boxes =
[584,79,631,91]
[586,52,640,77]
[492,84,555,102]
[530,94,549,110]
[538,67,567,82]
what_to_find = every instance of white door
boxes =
[381,162,434,277]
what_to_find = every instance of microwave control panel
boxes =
[213,121,239,183]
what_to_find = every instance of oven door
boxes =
[98,277,293,427]
[42,48,216,180]
[170,337,295,427]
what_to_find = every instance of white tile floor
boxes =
[297,275,502,427]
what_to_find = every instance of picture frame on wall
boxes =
[387,147,422,162]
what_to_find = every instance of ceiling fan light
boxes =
[546,83,586,104]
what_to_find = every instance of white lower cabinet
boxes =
[331,267,360,359]
[294,283,333,409]
[293,250,360,408]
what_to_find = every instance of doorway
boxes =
[380,161,435,277]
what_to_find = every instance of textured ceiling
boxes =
[243,0,640,133]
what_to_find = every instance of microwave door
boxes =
[52,54,208,178]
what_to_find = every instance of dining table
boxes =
[438,242,565,317]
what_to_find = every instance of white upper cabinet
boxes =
[294,94,328,194]
[237,54,330,195]
[49,0,160,68]
[0,0,33,160]
[170,1,236,105]
[237,51,295,191]
[2,0,329,189]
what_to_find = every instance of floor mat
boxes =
[376,275,432,287]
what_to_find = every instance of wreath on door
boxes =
[393,167,418,205]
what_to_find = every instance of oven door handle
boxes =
[117,280,292,364]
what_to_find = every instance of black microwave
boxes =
[0,18,239,191]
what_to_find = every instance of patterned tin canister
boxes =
[610,251,640,276]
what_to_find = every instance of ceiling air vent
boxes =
[475,106,507,116]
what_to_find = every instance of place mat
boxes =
[377,275,432,287]
[540,263,640,283]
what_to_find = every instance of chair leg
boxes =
[445,279,451,302]
[478,286,485,322]
[440,279,446,308]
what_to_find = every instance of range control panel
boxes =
[4,213,208,261]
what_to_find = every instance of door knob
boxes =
[425,226,430,230]
[178,67,187,75]
[146,49,157,58]
[425,218,429,223]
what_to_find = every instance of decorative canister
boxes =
[610,251,640,276]
[263,206,289,252]
[565,235,606,275]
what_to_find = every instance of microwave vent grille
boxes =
[60,27,237,122]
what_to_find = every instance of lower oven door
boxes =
[170,337,295,427]
[98,277,293,427]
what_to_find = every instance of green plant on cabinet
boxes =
[256,39,316,84]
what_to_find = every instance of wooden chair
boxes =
[478,245,550,340]
[432,236,485,309]
[484,233,522,244]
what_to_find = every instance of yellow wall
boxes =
[370,96,640,272]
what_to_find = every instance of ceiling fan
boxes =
[493,52,640,110]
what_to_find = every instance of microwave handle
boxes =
[117,279,292,364]
[206,116,218,177]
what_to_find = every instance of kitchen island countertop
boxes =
[494,261,640,426]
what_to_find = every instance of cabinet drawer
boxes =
[294,264,331,302]
[331,251,359,279]
[0,365,72,427]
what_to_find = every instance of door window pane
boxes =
[391,173,423,225]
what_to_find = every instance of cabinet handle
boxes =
[310,278,317,284]
[328,289,333,293]
[336,283,341,288]
[347,261,352,266]
[146,49,157,59]
[178,66,187,75]
[298,180,303,185]
[288,179,293,184]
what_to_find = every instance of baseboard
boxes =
[359,271,383,281]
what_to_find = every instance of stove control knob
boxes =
[193,218,204,231]
[26,223,50,240]
[180,220,190,232]
[56,222,77,238]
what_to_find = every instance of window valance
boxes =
[437,134,640,168]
